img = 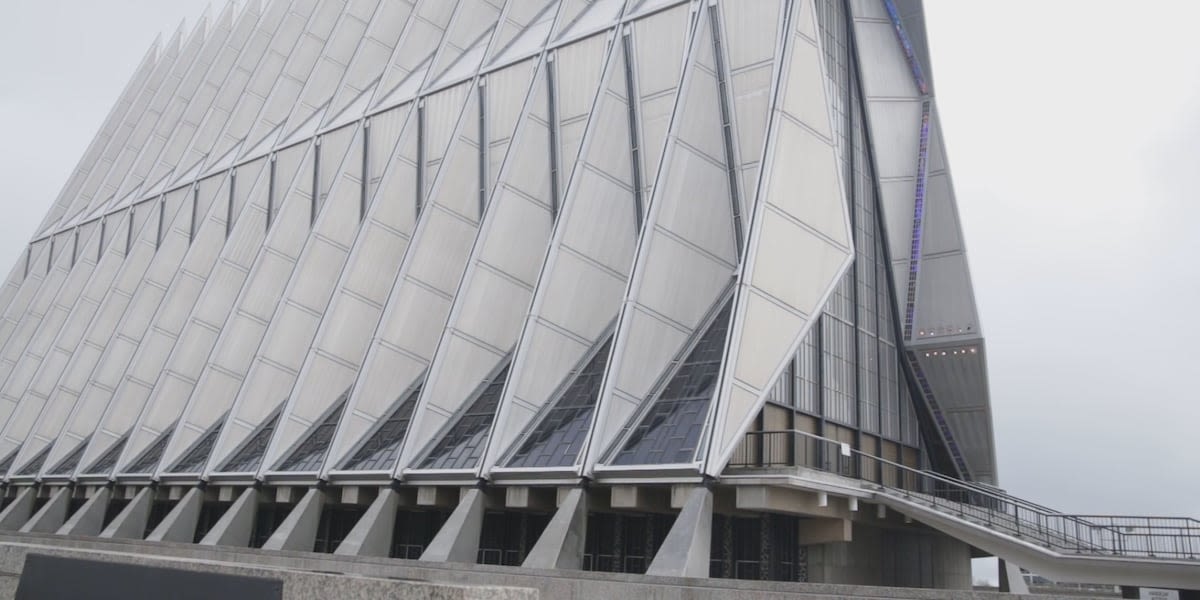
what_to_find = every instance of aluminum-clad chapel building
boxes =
[1,0,1196,592]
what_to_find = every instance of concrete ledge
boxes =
[0,530,1102,600]
[0,541,534,600]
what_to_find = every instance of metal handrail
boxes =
[727,429,1200,561]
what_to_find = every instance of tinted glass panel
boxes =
[47,436,90,475]
[276,392,349,472]
[419,363,510,471]
[0,447,19,475]
[341,384,421,471]
[612,300,731,465]
[86,436,129,475]
[220,410,281,473]
[124,428,172,474]
[169,417,225,473]
[16,445,51,477]
[506,338,612,469]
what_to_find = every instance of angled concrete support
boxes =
[0,488,36,530]
[262,488,325,552]
[646,486,712,578]
[420,488,486,564]
[199,487,259,547]
[1000,559,1030,594]
[523,488,587,570]
[20,487,71,533]
[100,487,154,539]
[58,487,112,536]
[146,487,203,542]
[335,488,398,557]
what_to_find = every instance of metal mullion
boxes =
[545,54,561,220]
[706,4,744,257]
[415,101,425,219]
[360,118,370,222]
[620,29,645,231]
[226,169,236,240]
[311,136,322,227]
[477,78,489,219]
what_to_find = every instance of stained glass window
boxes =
[169,416,225,473]
[418,362,510,471]
[341,383,421,471]
[275,391,349,472]
[86,436,129,475]
[612,300,732,465]
[47,436,90,475]
[17,445,51,477]
[220,410,281,473]
[124,428,173,474]
[506,337,612,469]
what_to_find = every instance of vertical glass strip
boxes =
[620,29,645,231]
[545,54,561,220]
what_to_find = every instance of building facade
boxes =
[0,0,1016,590]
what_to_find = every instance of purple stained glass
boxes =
[883,0,929,95]
[902,103,932,341]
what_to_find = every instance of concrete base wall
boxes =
[806,522,972,590]
[0,532,1092,600]
[0,540,534,600]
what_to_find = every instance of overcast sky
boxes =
[0,0,1196,525]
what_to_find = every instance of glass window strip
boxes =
[219,409,282,473]
[506,336,613,469]
[341,382,422,471]
[169,416,226,474]
[86,436,130,476]
[124,427,173,474]
[418,360,512,471]
[612,299,732,466]
[276,391,350,472]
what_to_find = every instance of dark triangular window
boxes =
[16,445,52,477]
[124,427,173,474]
[0,447,19,475]
[169,416,226,473]
[220,409,281,473]
[612,299,732,466]
[419,361,510,471]
[340,382,421,471]
[47,436,91,476]
[506,336,612,469]
[275,391,349,472]
[85,436,128,475]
